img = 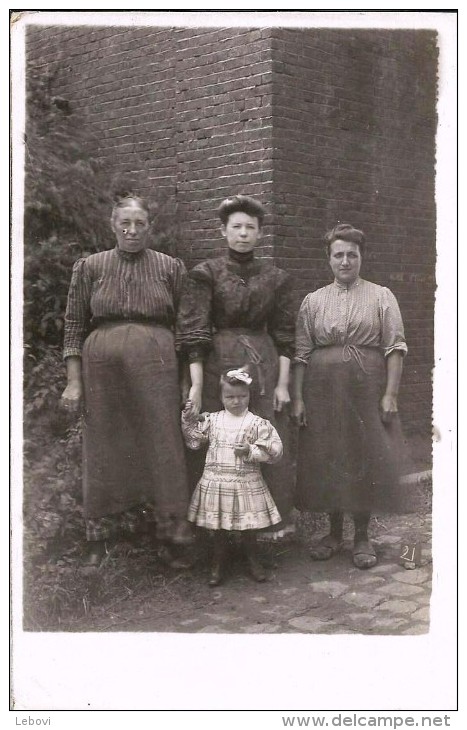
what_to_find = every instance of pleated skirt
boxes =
[188,464,282,531]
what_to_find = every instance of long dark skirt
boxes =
[296,346,411,514]
[186,328,294,522]
[82,323,189,521]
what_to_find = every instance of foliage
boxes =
[24,62,113,248]
[23,61,112,356]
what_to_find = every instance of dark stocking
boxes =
[353,512,371,543]
[209,531,227,586]
[243,531,266,582]
[330,511,344,540]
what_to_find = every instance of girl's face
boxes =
[221,212,262,253]
[111,204,149,253]
[221,382,250,415]
[329,239,362,285]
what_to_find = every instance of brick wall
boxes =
[26,25,179,207]
[25,25,437,443]
[172,27,275,265]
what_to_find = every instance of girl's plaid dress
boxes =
[182,409,283,531]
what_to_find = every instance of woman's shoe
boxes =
[155,518,172,543]
[157,544,194,569]
[83,540,107,567]
[352,540,377,569]
[309,534,343,560]
[247,556,266,582]
[171,519,195,546]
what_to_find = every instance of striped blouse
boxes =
[63,247,186,358]
[294,278,408,365]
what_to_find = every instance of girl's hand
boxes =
[188,384,202,416]
[234,442,250,457]
[291,398,307,427]
[60,382,83,415]
[182,400,197,419]
[273,384,291,412]
[380,394,398,424]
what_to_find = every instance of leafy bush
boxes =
[24,61,113,359]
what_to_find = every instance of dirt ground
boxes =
[37,484,431,636]
[21,423,432,635]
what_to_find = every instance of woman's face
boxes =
[329,239,362,285]
[111,204,149,253]
[221,382,250,415]
[221,212,262,253]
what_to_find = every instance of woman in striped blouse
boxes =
[60,193,192,566]
[292,223,410,569]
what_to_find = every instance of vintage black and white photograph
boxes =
[11,9,457,713]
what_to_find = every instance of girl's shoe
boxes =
[208,562,223,587]
[247,555,266,582]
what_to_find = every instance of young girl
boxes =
[182,369,283,586]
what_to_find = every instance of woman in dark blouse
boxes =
[176,195,296,534]
[61,193,192,566]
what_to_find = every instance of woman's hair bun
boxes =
[217,195,265,226]
[110,175,140,203]
[324,223,365,254]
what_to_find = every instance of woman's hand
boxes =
[60,382,83,415]
[380,394,398,424]
[291,398,307,427]
[188,384,202,416]
[382,351,402,423]
[273,384,291,412]
[234,442,250,457]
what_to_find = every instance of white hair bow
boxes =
[226,369,252,385]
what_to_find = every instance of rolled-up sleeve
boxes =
[244,419,283,464]
[267,270,296,359]
[294,294,316,365]
[175,263,213,361]
[380,287,408,358]
[63,258,92,359]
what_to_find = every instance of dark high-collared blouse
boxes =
[175,252,296,362]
